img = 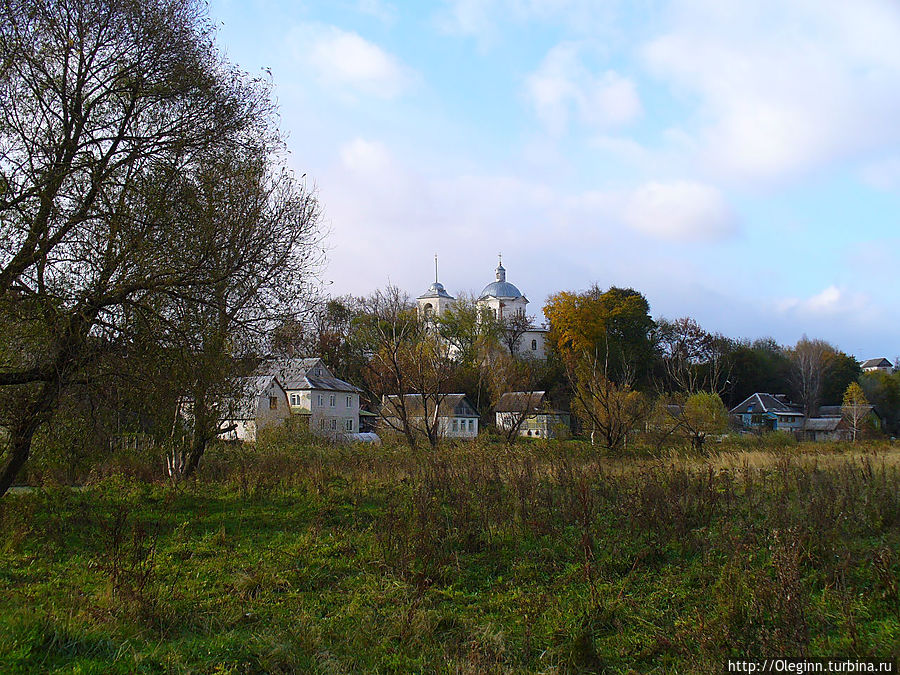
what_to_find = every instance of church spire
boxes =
[495,253,506,282]
[435,253,439,284]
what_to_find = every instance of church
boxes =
[416,256,549,359]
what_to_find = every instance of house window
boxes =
[452,419,458,432]
[468,420,474,432]
[317,394,323,406]
[329,394,336,407]
[314,367,321,376]
[346,395,352,407]
[531,339,537,351]
[330,419,336,430]
[319,418,325,429]
[345,419,353,431]
[269,396,278,410]
[290,393,300,406]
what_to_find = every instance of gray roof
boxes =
[819,404,875,418]
[803,417,843,432]
[479,280,524,300]
[730,393,802,415]
[494,391,547,413]
[861,358,892,369]
[262,357,360,393]
[382,393,477,418]
[417,281,454,300]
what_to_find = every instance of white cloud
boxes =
[777,285,871,318]
[642,0,900,182]
[623,180,736,241]
[339,138,393,174]
[526,43,641,134]
[437,0,620,45]
[288,23,414,99]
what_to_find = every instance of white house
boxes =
[415,256,549,359]
[494,391,570,439]
[264,357,362,437]
[861,358,893,373]
[219,375,290,442]
[381,393,479,439]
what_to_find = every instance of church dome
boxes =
[417,281,453,300]
[480,280,522,299]
[479,258,523,299]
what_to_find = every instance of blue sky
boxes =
[209,0,900,358]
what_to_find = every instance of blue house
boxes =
[730,393,805,432]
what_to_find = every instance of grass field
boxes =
[1,439,898,673]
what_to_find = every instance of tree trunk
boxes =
[0,427,36,498]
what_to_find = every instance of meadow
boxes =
[1,437,898,673]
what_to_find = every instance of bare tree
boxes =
[0,0,321,495]
[499,312,533,356]
[656,317,732,395]
[488,352,545,443]
[571,356,647,450]
[790,336,833,418]
[356,287,456,450]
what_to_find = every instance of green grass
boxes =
[0,441,898,673]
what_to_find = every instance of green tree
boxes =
[544,285,655,384]
[0,0,321,495]
[679,392,730,453]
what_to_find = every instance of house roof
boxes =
[730,393,802,416]
[382,393,477,418]
[819,404,876,418]
[261,357,360,393]
[494,391,547,413]
[803,417,843,432]
[861,358,892,369]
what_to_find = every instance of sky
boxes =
[208,0,900,359]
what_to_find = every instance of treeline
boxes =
[278,284,898,447]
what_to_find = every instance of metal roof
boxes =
[494,391,547,413]
[479,280,524,300]
[261,357,360,393]
[730,393,802,415]
[417,281,454,300]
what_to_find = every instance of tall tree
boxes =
[544,285,655,384]
[656,317,732,395]
[0,0,321,495]
[789,337,834,418]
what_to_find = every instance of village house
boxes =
[416,256,549,359]
[381,393,480,439]
[264,357,362,437]
[730,393,805,433]
[219,375,290,442]
[494,391,570,439]
[861,358,894,373]
[730,393,884,441]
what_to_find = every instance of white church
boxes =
[416,256,549,359]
